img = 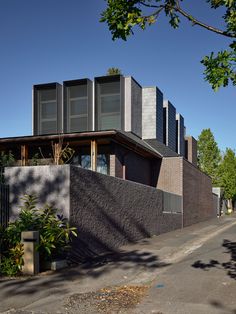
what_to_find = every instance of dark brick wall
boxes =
[70,166,182,258]
[183,159,215,226]
[114,144,152,185]
[157,156,215,226]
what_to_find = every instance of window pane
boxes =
[101,95,120,114]
[39,89,56,101]
[101,114,121,130]
[41,102,56,119]
[41,121,57,134]
[81,155,91,169]
[70,116,88,132]
[68,85,87,98]
[70,99,87,115]
[97,154,109,175]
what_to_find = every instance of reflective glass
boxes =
[81,155,91,169]
[97,154,109,175]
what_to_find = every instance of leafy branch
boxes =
[101,0,236,90]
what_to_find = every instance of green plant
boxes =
[0,256,21,276]
[0,151,15,183]
[31,153,40,166]
[0,195,77,276]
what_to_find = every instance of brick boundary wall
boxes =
[5,165,182,259]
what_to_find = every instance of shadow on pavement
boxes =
[191,239,236,280]
[210,300,236,314]
[0,249,171,299]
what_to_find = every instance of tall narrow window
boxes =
[33,83,61,136]
[38,89,57,134]
[67,85,88,132]
[64,80,92,133]
[96,79,121,130]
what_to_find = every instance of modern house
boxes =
[0,74,215,255]
[0,74,197,179]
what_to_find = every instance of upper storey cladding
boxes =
[142,86,163,142]
[32,74,186,157]
[33,75,141,138]
[176,113,185,156]
[163,100,177,152]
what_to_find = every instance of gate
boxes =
[0,184,9,229]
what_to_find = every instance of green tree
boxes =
[197,128,221,185]
[101,0,236,90]
[107,67,122,75]
[218,148,236,209]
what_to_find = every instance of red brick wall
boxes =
[185,136,198,167]
[157,157,183,196]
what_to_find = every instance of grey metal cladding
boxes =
[87,80,93,131]
[33,82,62,136]
[131,77,142,138]
[163,191,182,213]
[57,84,63,133]
[95,75,124,131]
[142,87,156,139]
[63,79,93,133]
[142,86,163,140]
[156,88,163,142]
[33,87,38,135]
[176,114,185,156]
[120,75,125,131]
[166,101,176,151]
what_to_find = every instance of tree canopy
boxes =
[197,128,221,185]
[106,67,122,75]
[218,148,236,205]
[101,0,236,90]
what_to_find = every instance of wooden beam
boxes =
[21,145,28,166]
[91,140,97,171]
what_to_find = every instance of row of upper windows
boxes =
[33,78,122,135]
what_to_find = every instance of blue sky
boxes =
[0,0,234,151]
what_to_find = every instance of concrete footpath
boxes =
[1,214,236,314]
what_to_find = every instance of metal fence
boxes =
[0,184,9,229]
[163,191,182,214]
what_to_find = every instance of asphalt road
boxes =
[135,223,236,314]
[1,216,236,314]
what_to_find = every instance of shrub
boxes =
[0,195,77,276]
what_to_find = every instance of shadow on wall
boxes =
[5,166,70,219]
[5,165,182,262]
[69,166,164,261]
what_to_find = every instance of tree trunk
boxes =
[227,199,233,210]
